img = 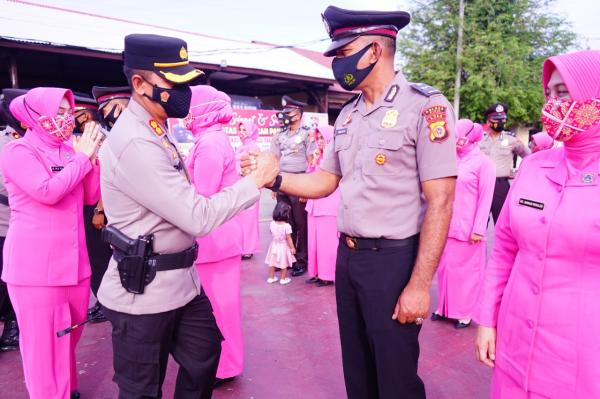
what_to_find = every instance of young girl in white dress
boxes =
[265,202,296,285]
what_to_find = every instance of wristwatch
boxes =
[93,208,105,216]
[268,175,283,192]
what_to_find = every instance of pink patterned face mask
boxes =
[38,112,75,141]
[541,96,600,142]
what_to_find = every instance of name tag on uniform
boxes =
[519,198,544,210]
[334,128,348,136]
[51,166,64,172]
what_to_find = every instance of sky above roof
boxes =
[4,0,598,51]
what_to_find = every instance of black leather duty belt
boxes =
[340,233,418,251]
[147,243,199,271]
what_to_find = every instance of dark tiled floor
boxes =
[0,196,492,398]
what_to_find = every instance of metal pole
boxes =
[9,55,19,88]
[453,0,465,115]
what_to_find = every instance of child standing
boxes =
[265,203,296,285]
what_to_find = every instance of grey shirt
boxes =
[479,132,530,178]
[270,125,315,173]
[0,129,14,237]
[320,72,458,239]
[98,99,260,315]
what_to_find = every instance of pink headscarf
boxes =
[531,131,554,152]
[239,120,259,144]
[455,119,483,158]
[316,124,334,144]
[10,87,74,147]
[185,85,233,136]
[541,50,600,168]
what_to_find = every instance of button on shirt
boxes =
[479,132,530,178]
[270,126,314,173]
[319,72,458,239]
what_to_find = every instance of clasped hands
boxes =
[239,151,279,189]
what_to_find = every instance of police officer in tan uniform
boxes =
[98,34,278,399]
[270,95,314,276]
[479,103,530,222]
[243,6,457,398]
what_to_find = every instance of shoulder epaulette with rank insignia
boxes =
[341,93,361,109]
[410,83,441,97]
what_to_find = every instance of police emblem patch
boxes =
[344,73,356,87]
[381,109,399,129]
[180,46,188,60]
[582,172,595,184]
[160,91,170,103]
[422,105,448,143]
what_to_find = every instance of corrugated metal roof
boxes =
[0,0,335,82]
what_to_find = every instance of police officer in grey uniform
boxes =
[479,103,530,223]
[98,34,278,399]
[0,88,27,351]
[270,96,314,276]
[243,6,457,398]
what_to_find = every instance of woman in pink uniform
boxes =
[305,125,340,287]
[236,121,260,260]
[431,119,495,328]
[0,87,101,399]
[476,50,600,398]
[184,85,244,387]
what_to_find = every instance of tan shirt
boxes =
[98,99,260,315]
[0,130,13,237]
[320,72,458,239]
[479,132,530,178]
[270,125,315,173]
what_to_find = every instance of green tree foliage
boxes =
[400,0,577,125]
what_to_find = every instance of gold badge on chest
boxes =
[375,153,387,165]
[381,109,399,129]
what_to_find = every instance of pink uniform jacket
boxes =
[0,92,99,287]
[186,125,243,263]
[447,148,495,241]
[305,189,340,217]
[476,148,600,398]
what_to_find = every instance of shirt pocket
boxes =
[363,130,405,176]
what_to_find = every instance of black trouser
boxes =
[276,192,307,269]
[0,236,15,321]
[490,177,511,224]
[335,235,425,399]
[102,292,223,399]
[83,205,113,297]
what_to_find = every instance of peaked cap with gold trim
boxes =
[123,33,204,84]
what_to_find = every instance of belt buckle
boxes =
[345,236,358,250]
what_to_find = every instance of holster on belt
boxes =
[102,225,198,295]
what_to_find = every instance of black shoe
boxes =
[241,254,253,260]
[430,313,444,321]
[306,277,320,284]
[291,267,307,277]
[213,376,236,389]
[316,280,334,287]
[455,320,472,329]
[0,319,19,351]
[71,390,80,399]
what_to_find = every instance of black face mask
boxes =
[332,44,377,91]
[490,120,505,132]
[277,111,293,130]
[74,111,88,134]
[101,104,120,130]
[143,81,192,119]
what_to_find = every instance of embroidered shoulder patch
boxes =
[422,105,448,143]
